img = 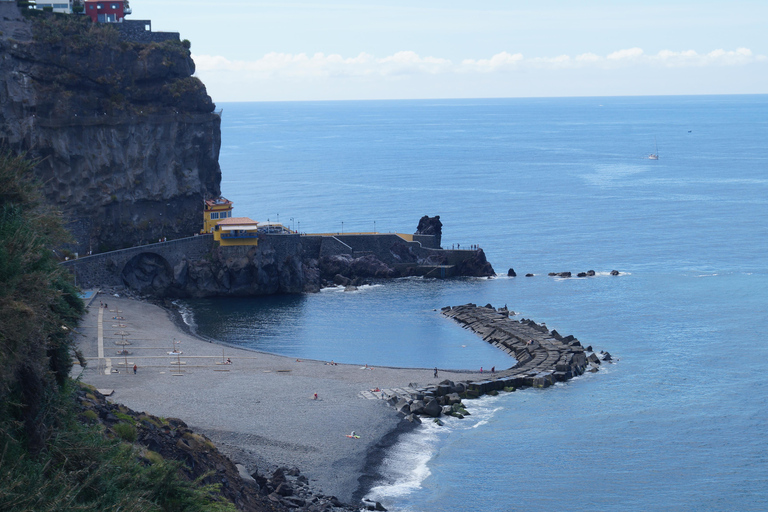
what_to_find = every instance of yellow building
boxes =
[213,217,261,246]
[203,197,234,234]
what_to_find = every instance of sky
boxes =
[135,1,768,103]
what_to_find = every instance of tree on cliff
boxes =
[0,151,84,454]
[0,153,238,511]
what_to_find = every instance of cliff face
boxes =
[0,6,221,252]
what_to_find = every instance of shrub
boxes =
[112,422,136,442]
[82,409,98,422]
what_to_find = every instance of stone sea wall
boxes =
[63,229,496,298]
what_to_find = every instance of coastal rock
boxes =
[422,398,443,418]
[454,248,495,277]
[415,215,443,247]
[395,399,411,415]
[333,274,351,286]
[507,268,517,277]
[405,414,422,424]
[319,254,395,281]
[526,273,534,277]
[611,270,620,276]
[409,400,426,415]
[445,393,462,405]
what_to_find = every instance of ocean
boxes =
[181,95,768,511]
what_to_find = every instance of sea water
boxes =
[182,96,768,511]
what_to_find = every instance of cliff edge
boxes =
[0,6,221,253]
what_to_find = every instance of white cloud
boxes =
[193,47,767,79]
[607,47,645,61]
[460,52,524,72]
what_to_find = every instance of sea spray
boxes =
[365,394,506,510]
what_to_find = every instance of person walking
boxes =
[434,367,439,378]
[133,364,137,374]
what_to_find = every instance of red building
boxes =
[84,1,127,23]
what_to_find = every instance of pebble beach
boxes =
[74,294,474,503]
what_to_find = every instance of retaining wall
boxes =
[62,235,213,288]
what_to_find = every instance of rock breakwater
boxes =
[442,303,607,389]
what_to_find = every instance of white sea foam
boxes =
[172,300,197,330]
[365,394,507,507]
[365,422,442,502]
[320,283,383,293]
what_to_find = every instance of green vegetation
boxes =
[0,153,235,511]
[113,422,137,442]
[30,9,120,47]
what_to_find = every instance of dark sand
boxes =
[75,295,476,503]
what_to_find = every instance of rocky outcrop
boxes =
[0,7,221,253]
[319,253,396,284]
[415,215,442,247]
[454,248,495,277]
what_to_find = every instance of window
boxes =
[111,3,117,8]
[210,212,219,220]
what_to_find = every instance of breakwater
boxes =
[363,304,609,427]
[442,303,606,390]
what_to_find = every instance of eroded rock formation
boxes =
[0,7,221,253]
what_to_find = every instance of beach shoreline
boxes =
[74,293,472,504]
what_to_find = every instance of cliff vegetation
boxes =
[0,153,243,511]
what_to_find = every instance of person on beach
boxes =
[313,393,318,400]
[226,358,232,364]
[434,367,438,378]
[133,364,137,374]
[491,366,495,374]
[480,366,483,373]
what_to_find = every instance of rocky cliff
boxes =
[0,6,221,253]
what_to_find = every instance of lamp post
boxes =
[298,221,301,234]
[374,221,376,233]
[341,221,344,234]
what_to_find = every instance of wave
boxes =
[364,394,507,509]
[319,283,384,293]
[172,300,197,331]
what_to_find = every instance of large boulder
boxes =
[422,398,442,418]
[395,399,411,415]
[409,400,426,415]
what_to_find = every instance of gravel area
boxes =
[75,294,474,503]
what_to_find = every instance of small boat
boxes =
[648,137,659,160]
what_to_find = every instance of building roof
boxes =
[217,217,259,230]
[205,197,233,208]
